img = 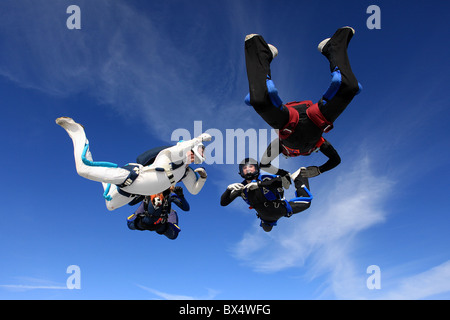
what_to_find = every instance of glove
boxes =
[197,133,212,142]
[281,176,291,189]
[277,169,292,189]
[173,186,184,197]
[244,181,259,191]
[194,167,207,179]
[227,183,245,192]
[301,166,321,178]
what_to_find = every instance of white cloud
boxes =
[0,284,68,291]
[230,152,397,299]
[382,260,450,300]
[230,150,450,300]
[0,277,68,292]
[136,284,219,300]
[232,154,392,274]
[0,1,250,142]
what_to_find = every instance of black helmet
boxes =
[238,158,260,180]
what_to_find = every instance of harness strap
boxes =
[283,199,294,217]
[278,103,300,140]
[281,137,326,157]
[155,162,184,185]
[110,164,141,198]
[306,102,334,133]
[117,164,140,188]
[278,101,313,140]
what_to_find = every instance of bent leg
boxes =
[56,117,130,184]
[103,185,136,211]
[245,35,289,129]
[162,210,181,240]
[289,168,312,214]
[318,27,361,123]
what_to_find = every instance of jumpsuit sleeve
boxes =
[153,137,201,165]
[259,138,282,174]
[220,188,241,206]
[318,139,341,173]
[258,176,284,193]
[181,166,207,195]
[170,193,190,211]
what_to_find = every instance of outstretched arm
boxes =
[181,167,207,195]
[220,184,243,206]
[154,133,212,165]
[260,138,282,175]
[318,139,341,173]
[303,139,341,178]
[170,187,190,211]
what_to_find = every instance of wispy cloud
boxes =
[0,284,68,291]
[230,151,395,298]
[231,153,392,274]
[229,148,450,299]
[0,1,250,141]
[381,260,450,300]
[0,277,68,292]
[136,284,219,300]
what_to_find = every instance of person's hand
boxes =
[173,186,184,196]
[227,183,245,192]
[197,133,212,142]
[244,182,259,191]
[301,166,321,178]
[194,167,207,179]
[277,169,292,189]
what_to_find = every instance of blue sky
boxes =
[1,0,450,300]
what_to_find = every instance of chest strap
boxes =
[281,137,326,157]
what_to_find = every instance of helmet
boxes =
[239,158,260,180]
[150,193,164,208]
[192,142,206,164]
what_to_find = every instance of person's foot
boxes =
[55,117,85,130]
[245,34,278,58]
[317,37,331,53]
[317,26,355,53]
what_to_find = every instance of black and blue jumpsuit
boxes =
[220,173,312,232]
[127,189,190,240]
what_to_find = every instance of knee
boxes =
[304,202,312,210]
[246,79,283,109]
[247,92,268,109]
[342,76,362,97]
[105,201,116,211]
[261,223,273,232]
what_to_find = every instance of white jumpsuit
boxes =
[56,117,209,211]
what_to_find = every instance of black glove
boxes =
[173,186,184,197]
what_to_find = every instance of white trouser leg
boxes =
[103,186,135,211]
[56,117,130,184]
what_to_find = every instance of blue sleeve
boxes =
[170,193,190,211]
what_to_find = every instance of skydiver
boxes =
[220,158,312,232]
[244,26,362,178]
[127,186,189,240]
[56,117,209,211]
